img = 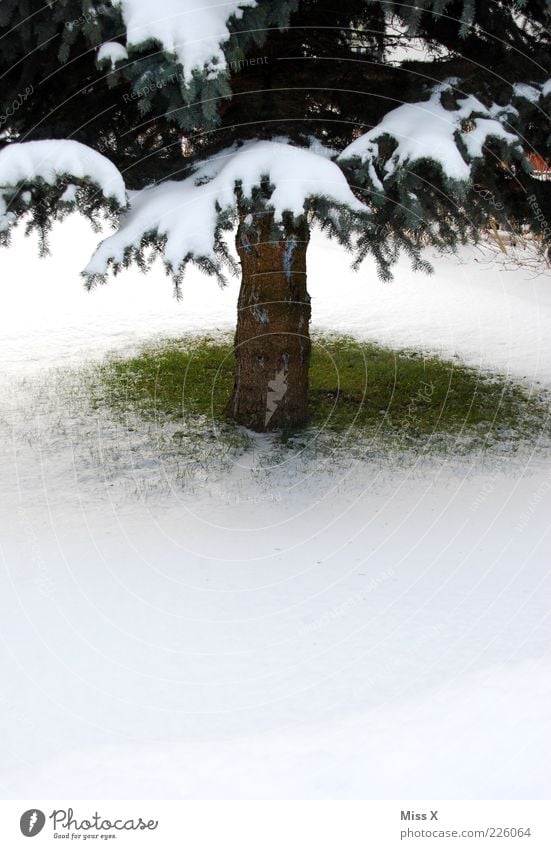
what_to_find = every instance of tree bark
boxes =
[226,213,311,432]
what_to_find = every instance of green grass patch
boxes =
[92,333,550,451]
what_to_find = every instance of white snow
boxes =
[59,184,79,204]
[113,0,257,80]
[339,83,520,184]
[0,219,550,799]
[513,82,542,103]
[85,141,366,276]
[0,140,127,216]
[97,41,129,67]
[460,117,519,160]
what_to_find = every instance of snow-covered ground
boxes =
[0,218,549,799]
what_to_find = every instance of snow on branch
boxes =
[97,41,129,68]
[0,139,127,230]
[339,80,521,187]
[513,80,551,103]
[112,0,257,80]
[85,140,367,284]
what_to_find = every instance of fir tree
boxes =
[0,0,549,430]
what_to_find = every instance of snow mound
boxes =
[113,0,256,80]
[85,140,366,277]
[97,41,129,67]
[0,139,127,219]
[339,81,520,185]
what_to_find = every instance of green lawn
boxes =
[91,334,550,452]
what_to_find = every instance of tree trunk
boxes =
[226,213,311,432]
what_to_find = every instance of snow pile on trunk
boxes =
[113,0,256,79]
[85,140,366,278]
[0,139,127,228]
[339,81,520,186]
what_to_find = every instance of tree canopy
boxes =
[1,0,550,289]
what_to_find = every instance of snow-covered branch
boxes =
[339,80,522,190]
[112,0,257,80]
[84,140,367,285]
[0,139,127,231]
